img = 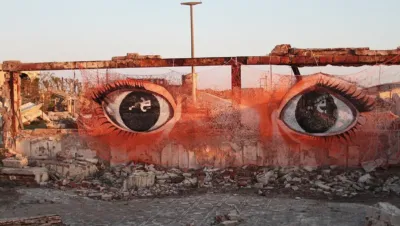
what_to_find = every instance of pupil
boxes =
[119,91,160,132]
[295,90,338,133]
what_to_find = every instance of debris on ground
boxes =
[213,209,244,226]
[366,202,400,226]
[2,141,400,202]
[20,102,51,126]
[0,147,96,187]
[0,214,65,226]
[362,158,386,173]
[35,162,400,201]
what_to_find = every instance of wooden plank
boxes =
[0,215,64,226]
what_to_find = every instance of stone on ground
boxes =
[366,202,400,226]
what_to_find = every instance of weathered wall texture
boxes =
[13,72,399,169]
[5,45,400,169]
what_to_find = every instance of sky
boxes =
[1,0,399,89]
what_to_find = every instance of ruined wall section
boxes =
[2,45,400,169]
[15,129,99,179]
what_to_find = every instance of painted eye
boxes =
[101,90,173,132]
[280,88,358,136]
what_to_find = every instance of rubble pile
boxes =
[3,142,400,202]
[19,103,77,129]
[255,165,400,198]
[47,163,198,201]
[43,161,400,201]
[46,111,77,129]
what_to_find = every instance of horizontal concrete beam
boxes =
[2,45,400,71]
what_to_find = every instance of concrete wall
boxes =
[12,73,400,168]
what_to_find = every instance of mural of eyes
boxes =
[91,80,176,133]
[278,74,375,138]
[281,88,357,136]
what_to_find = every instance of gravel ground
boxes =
[0,187,375,226]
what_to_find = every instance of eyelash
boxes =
[289,77,374,143]
[316,77,374,112]
[323,120,363,143]
[91,80,146,104]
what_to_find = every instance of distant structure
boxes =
[128,78,168,86]
[0,71,40,85]
[366,82,400,100]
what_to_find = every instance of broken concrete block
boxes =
[20,103,50,125]
[358,173,372,183]
[253,183,263,189]
[87,192,102,198]
[82,158,98,164]
[0,167,48,184]
[315,181,331,190]
[303,166,317,172]
[227,210,241,221]
[256,170,274,185]
[127,171,155,189]
[389,184,400,195]
[183,177,197,187]
[366,202,400,226]
[101,193,113,201]
[37,160,98,180]
[1,157,28,168]
[47,111,73,121]
[219,220,239,226]
[362,158,385,172]
[270,44,291,56]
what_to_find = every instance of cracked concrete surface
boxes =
[0,188,371,226]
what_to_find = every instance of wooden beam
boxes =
[0,215,64,226]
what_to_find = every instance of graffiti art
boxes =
[68,71,399,167]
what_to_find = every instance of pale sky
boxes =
[1,0,399,90]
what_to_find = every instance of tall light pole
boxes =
[181,1,202,104]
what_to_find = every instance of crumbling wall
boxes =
[6,70,400,170]
[15,130,99,179]
[3,46,400,169]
